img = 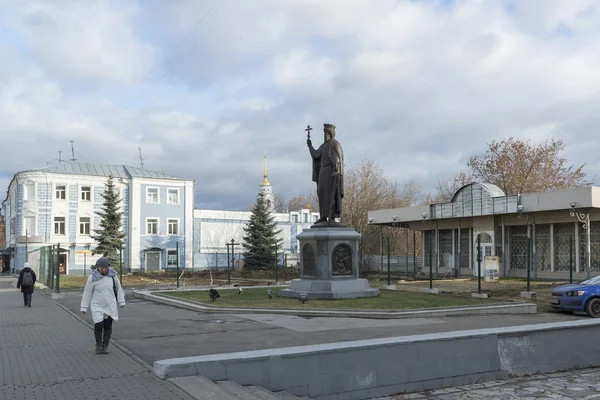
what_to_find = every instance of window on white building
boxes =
[167,188,179,204]
[168,219,179,235]
[56,185,66,200]
[24,216,35,236]
[292,214,298,223]
[303,214,308,223]
[54,217,65,235]
[81,186,91,201]
[147,187,159,203]
[80,217,90,235]
[24,184,35,200]
[147,218,158,235]
[167,249,177,267]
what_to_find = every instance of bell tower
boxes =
[259,152,275,212]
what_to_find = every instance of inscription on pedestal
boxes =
[302,243,316,276]
[332,244,352,276]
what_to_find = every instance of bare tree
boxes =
[341,159,395,236]
[433,170,474,203]
[339,160,426,271]
[287,193,319,212]
[468,137,590,195]
[273,195,287,213]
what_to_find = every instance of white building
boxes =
[2,162,195,274]
[193,154,319,269]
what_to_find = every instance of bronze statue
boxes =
[307,123,344,225]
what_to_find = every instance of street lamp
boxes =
[517,205,534,291]
[386,216,398,285]
[421,212,436,289]
[84,243,91,277]
[25,229,30,262]
[569,201,591,279]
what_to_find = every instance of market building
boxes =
[367,183,600,280]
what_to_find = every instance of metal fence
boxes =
[27,245,63,291]
[195,251,288,270]
[362,254,423,274]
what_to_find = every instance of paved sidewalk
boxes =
[0,276,193,400]
[389,368,600,399]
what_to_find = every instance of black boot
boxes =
[94,330,103,354]
[101,330,112,354]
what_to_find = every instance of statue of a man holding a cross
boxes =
[306,123,344,225]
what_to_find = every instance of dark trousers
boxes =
[94,317,113,333]
[22,292,32,306]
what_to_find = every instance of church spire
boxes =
[261,151,270,186]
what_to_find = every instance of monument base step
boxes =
[279,278,379,299]
[168,376,308,400]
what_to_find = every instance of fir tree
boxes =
[91,175,126,270]
[242,190,283,270]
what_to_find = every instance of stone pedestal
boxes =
[279,227,379,299]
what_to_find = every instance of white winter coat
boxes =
[80,274,126,324]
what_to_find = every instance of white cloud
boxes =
[1,0,600,210]
[1,0,155,85]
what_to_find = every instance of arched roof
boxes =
[451,182,505,203]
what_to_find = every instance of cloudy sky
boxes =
[1,0,599,210]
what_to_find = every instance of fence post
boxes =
[50,245,55,291]
[176,241,180,288]
[55,243,61,293]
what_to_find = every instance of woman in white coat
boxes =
[80,257,126,354]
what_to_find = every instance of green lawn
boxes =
[159,287,502,310]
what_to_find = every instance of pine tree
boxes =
[242,190,283,270]
[91,175,126,270]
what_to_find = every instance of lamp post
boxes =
[25,229,30,262]
[225,239,240,286]
[569,202,591,279]
[389,215,398,286]
[84,244,91,277]
[517,205,534,292]
[421,212,436,289]
[274,242,278,284]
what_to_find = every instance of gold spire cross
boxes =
[261,151,270,185]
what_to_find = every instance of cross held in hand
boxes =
[305,125,312,139]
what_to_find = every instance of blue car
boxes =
[549,275,600,317]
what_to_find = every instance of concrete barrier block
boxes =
[423,288,439,294]
[375,363,408,386]
[405,378,443,393]
[471,293,489,298]
[194,361,227,381]
[154,360,198,379]
[225,359,271,387]
[520,291,537,299]
[268,355,319,392]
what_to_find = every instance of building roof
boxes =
[451,182,505,202]
[26,162,189,181]
[368,185,600,227]
[2,162,191,205]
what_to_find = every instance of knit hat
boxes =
[95,257,111,268]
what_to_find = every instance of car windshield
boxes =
[581,275,600,285]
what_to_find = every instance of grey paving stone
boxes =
[389,367,600,399]
[0,277,194,400]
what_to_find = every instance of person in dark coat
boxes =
[17,262,37,307]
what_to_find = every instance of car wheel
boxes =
[585,298,600,318]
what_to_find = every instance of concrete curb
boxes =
[154,319,600,399]
[38,289,154,372]
[134,290,537,319]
